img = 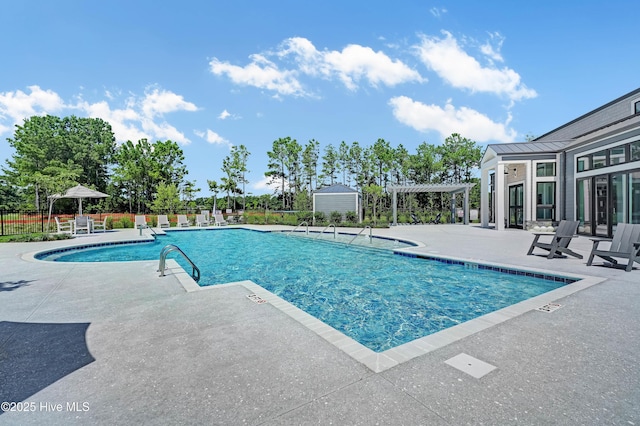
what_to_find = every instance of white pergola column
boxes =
[495,163,506,231]
[481,166,491,227]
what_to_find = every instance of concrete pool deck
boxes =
[1,224,638,424]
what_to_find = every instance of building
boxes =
[481,88,640,237]
[312,183,362,223]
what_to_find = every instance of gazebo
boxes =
[387,183,476,226]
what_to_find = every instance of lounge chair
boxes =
[411,213,422,224]
[429,213,441,225]
[157,215,170,228]
[54,217,72,234]
[134,215,148,230]
[92,216,108,233]
[201,210,211,223]
[74,216,91,235]
[527,220,582,259]
[214,214,228,226]
[196,214,210,227]
[587,223,640,272]
[177,215,190,228]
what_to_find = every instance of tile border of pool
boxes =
[167,258,606,373]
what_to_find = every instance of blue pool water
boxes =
[38,229,574,352]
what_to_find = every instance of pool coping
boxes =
[25,228,607,373]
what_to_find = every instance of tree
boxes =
[301,139,320,193]
[438,133,482,183]
[320,143,338,186]
[207,179,220,212]
[3,115,115,210]
[151,182,182,213]
[265,137,290,209]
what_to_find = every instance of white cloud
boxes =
[218,109,231,120]
[252,176,289,194]
[414,31,536,102]
[480,32,505,63]
[430,7,447,18]
[209,37,424,96]
[0,85,198,145]
[389,95,517,143]
[195,128,232,149]
[0,85,65,123]
[209,54,309,97]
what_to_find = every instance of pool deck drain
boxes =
[445,353,497,378]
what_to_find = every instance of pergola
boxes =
[387,183,476,226]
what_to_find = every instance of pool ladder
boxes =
[158,244,200,282]
[348,226,372,244]
[289,221,309,236]
[316,223,337,239]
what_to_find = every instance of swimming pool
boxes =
[38,229,577,352]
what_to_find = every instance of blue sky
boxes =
[1,0,638,196]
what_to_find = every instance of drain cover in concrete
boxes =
[247,294,267,304]
[536,302,562,313]
[445,353,496,378]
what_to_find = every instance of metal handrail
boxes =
[288,221,309,236]
[348,226,372,244]
[316,223,337,239]
[158,244,200,282]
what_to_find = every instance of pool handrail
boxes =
[158,244,200,282]
[289,221,309,236]
[348,226,372,244]
[316,223,337,239]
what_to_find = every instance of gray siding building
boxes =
[312,184,361,223]
[481,87,640,237]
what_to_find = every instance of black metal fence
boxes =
[0,210,50,236]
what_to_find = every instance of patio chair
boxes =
[134,215,148,230]
[411,213,422,224]
[92,216,108,233]
[74,216,91,235]
[54,217,72,234]
[177,215,190,228]
[214,214,228,226]
[527,220,582,259]
[157,215,171,228]
[196,214,210,227]
[587,223,640,272]
[201,210,211,223]
[429,212,441,225]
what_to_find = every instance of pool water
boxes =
[39,229,572,352]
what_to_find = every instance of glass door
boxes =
[508,184,524,229]
[595,175,609,237]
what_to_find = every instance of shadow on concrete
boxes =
[0,280,34,292]
[0,321,95,410]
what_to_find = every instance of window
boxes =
[635,100,640,115]
[609,146,627,165]
[576,178,592,234]
[536,162,556,177]
[592,150,608,169]
[577,155,590,172]
[536,182,555,220]
[631,140,640,161]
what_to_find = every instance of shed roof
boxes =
[387,183,475,194]
[313,183,358,194]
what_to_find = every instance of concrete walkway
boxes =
[0,225,638,425]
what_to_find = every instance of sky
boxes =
[1,0,639,196]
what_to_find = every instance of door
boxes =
[595,175,609,237]
[508,184,524,229]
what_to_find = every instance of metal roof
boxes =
[387,183,475,194]
[313,183,358,194]
[487,141,572,155]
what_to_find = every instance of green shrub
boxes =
[329,211,342,224]
[345,211,357,223]
[313,211,326,225]
[296,211,313,223]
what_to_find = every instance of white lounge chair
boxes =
[74,216,91,235]
[201,210,211,223]
[54,217,72,234]
[92,216,108,232]
[177,215,190,228]
[134,215,148,229]
[157,215,171,228]
[196,214,209,227]
[214,214,228,226]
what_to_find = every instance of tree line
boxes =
[1,114,483,219]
